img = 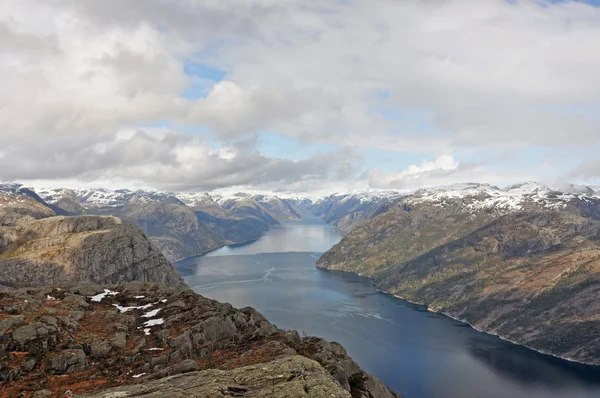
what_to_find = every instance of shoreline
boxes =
[388,292,600,368]
[179,216,600,368]
[316,264,600,369]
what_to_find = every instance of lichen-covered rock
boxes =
[44,349,89,374]
[81,356,351,398]
[12,322,56,344]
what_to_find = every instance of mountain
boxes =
[0,188,183,289]
[310,191,403,234]
[317,182,600,365]
[0,184,56,229]
[0,282,398,398]
[36,188,312,262]
[0,185,398,397]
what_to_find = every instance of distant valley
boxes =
[1,184,399,263]
[4,181,600,369]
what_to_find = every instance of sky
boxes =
[0,0,600,195]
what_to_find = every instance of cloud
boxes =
[360,155,531,190]
[1,0,599,192]
[0,128,362,191]
[566,159,600,182]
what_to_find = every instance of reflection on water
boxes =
[205,216,342,256]
[178,217,600,398]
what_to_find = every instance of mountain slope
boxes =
[317,183,600,365]
[0,188,183,288]
[37,188,311,262]
[0,282,398,398]
[311,191,403,234]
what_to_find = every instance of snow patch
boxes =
[407,182,584,214]
[89,289,119,302]
[142,308,161,318]
[143,318,165,327]
[113,303,153,313]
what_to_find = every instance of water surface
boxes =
[178,217,600,398]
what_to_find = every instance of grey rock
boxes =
[110,332,127,349]
[44,349,89,374]
[22,359,37,372]
[63,293,90,309]
[149,359,199,379]
[0,315,23,334]
[13,322,54,344]
[198,315,237,341]
[41,316,58,328]
[133,337,147,354]
[90,339,112,358]
[365,375,399,398]
[81,355,351,398]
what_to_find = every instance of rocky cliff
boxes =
[0,215,184,289]
[0,282,398,398]
[317,183,600,365]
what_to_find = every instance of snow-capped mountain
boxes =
[409,181,598,213]
[31,187,313,262]
[310,190,405,232]
[4,181,600,262]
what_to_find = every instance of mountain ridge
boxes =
[316,182,600,366]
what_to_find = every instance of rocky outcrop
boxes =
[0,215,184,288]
[317,184,600,366]
[81,356,351,397]
[0,283,399,398]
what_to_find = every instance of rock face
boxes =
[0,283,399,398]
[0,215,184,288]
[317,183,600,366]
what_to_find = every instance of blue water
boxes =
[178,216,600,398]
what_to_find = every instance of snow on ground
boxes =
[143,318,165,327]
[407,182,592,213]
[113,303,153,313]
[88,292,166,336]
[142,308,161,318]
[89,289,119,302]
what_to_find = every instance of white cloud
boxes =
[360,155,537,191]
[0,0,599,192]
[0,128,363,191]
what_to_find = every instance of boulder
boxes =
[44,349,89,374]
